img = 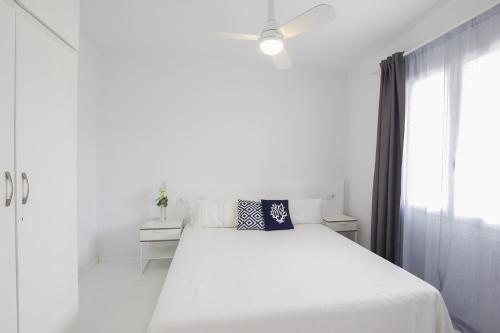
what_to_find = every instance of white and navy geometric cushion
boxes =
[237,199,265,230]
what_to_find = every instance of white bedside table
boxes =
[139,219,183,273]
[322,214,359,243]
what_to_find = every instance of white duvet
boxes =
[148,224,453,333]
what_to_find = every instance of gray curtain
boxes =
[371,53,405,265]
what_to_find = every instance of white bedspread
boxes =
[149,224,453,333]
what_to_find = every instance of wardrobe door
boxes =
[15,12,78,333]
[0,2,18,333]
[15,0,80,48]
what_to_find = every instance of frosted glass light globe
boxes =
[259,38,284,56]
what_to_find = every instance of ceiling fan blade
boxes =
[207,31,259,41]
[279,4,336,39]
[272,48,292,70]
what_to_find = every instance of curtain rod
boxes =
[370,1,499,74]
[403,2,499,57]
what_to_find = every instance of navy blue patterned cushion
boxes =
[237,200,265,230]
[261,200,294,231]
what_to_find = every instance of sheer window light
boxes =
[454,50,500,225]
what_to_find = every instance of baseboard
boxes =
[78,256,99,279]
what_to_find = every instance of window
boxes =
[404,49,500,226]
[402,7,500,333]
[404,72,447,212]
[454,50,500,224]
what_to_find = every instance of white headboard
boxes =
[164,179,344,218]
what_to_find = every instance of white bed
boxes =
[148,224,453,333]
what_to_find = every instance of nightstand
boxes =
[323,214,359,243]
[139,219,183,273]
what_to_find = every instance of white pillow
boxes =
[191,199,237,228]
[289,199,323,224]
[218,200,237,228]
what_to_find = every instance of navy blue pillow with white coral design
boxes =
[237,200,265,230]
[261,200,294,231]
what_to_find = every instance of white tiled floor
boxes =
[79,258,169,333]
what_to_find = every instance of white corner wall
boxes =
[345,0,500,248]
[96,55,348,257]
[77,38,99,274]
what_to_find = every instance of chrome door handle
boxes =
[21,172,29,205]
[5,172,13,207]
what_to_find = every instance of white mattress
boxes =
[149,224,453,333]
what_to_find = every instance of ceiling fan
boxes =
[209,0,336,70]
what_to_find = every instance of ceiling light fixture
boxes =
[259,37,284,56]
[208,0,336,70]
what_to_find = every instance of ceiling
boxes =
[81,0,447,71]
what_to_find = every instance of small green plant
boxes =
[156,187,168,208]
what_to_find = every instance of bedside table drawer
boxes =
[140,229,181,242]
[325,221,358,232]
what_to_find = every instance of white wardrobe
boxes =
[0,0,80,332]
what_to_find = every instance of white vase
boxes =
[160,206,167,222]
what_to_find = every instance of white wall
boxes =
[77,38,99,273]
[345,0,500,248]
[96,54,348,257]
